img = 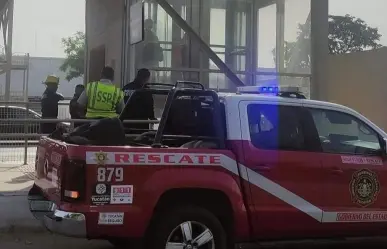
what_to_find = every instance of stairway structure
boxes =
[0,0,29,102]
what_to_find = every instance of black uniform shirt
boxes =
[41,90,64,118]
[122,81,155,121]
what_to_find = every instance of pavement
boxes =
[0,233,112,249]
[0,162,42,233]
[0,162,115,248]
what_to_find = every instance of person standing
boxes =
[122,68,151,103]
[137,19,163,81]
[40,75,64,134]
[121,69,156,132]
[77,66,125,119]
[69,84,85,127]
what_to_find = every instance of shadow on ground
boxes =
[5,174,34,184]
[0,185,32,196]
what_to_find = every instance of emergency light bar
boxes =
[237,85,301,94]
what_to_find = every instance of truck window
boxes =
[308,108,381,155]
[247,104,305,151]
[122,91,167,134]
[161,95,219,148]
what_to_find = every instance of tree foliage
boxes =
[60,31,85,81]
[273,14,382,69]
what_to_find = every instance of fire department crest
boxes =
[350,169,380,207]
[95,152,108,165]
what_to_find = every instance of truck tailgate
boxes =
[35,137,67,202]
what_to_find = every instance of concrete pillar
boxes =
[276,0,285,74]
[310,0,329,100]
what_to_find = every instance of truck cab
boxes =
[28,82,387,248]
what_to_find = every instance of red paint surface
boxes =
[34,137,387,241]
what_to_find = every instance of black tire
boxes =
[147,206,228,249]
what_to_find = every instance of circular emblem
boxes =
[350,169,380,207]
[96,183,107,195]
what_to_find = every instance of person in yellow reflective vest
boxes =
[77,66,125,119]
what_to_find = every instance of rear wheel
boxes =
[148,206,228,249]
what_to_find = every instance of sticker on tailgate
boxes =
[98,212,124,225]
[91,183,111,205]
[50,152,62,166]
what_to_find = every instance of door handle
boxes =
[329,167,343,174]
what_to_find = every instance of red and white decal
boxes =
[86,152,223,166]
[86,151,386,223]
[322,211,387,223]
[51,152,62,166]
[110,185,133,204]
[341,155,382,166]
[97,167,124,182]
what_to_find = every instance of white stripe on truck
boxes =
[86,151,387,223]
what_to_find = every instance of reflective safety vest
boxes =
[85,81,124,118]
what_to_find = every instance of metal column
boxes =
[155,0,244,87]
[84,0,90,84]
[225,0,236,71]
[310,0,328,100]
[199,0,210,87]
[4,0,13,102]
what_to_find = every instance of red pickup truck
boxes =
[29,83,387,249]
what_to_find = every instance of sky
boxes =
[12,0,85,57]
[8,0,387,62]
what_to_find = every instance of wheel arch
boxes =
[141,169,250,241]
[154,188,234,231]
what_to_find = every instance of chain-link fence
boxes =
[0,101,72,164]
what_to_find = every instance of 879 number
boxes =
[97,167,124,182]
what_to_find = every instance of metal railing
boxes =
[0,101,160,165]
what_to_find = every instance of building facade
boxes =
[86,0,329,100]
[0,56,83,99]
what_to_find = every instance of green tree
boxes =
[273,14,382,69]
[60,31,85,81]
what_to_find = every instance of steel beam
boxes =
[5,0,13,102]
[155,0,245,87]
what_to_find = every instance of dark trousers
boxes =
[40,123,57,134]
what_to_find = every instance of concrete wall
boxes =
[86,0,124,86]
[325,47,387,131]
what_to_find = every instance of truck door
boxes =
[306,107,387,236]
[238,101,325,239]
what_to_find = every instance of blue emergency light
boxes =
[260,86,279,93]
[237,85,301,94]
